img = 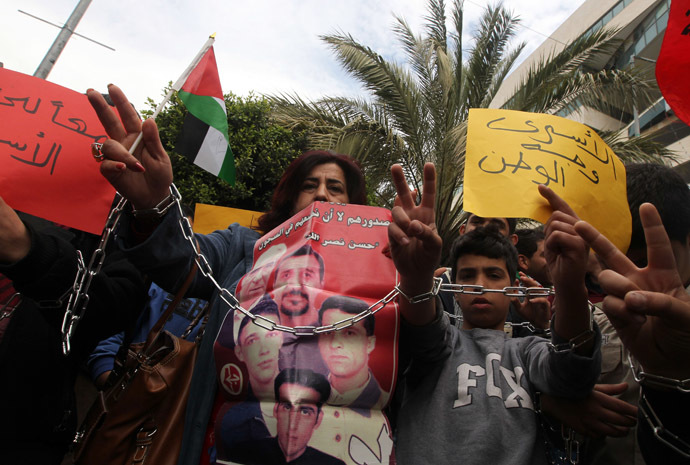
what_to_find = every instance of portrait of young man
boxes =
[317,295,388,409]
[222,368,345,465]
[215,298,284,458]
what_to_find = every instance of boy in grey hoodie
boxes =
[387,163,601,465]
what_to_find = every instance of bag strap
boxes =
[180,300,210,341]
[140,242,200,353]
[150,262,197,336]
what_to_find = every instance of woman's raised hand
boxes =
[87,85,173,210]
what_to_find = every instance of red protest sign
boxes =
[656,0,690,126]
[0,68,115,234]
[214,202,398,465]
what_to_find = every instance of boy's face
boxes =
[454,254,514,331]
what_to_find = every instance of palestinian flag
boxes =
[175,46,235,184]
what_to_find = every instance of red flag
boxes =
[656,0,690,126]
[0,68,115,234]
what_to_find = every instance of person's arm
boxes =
[0,196,32,266]
[387,163,442,327]
[88,84,174,241]
[87,85,172,216]
[574,203,690,380]
[539,383,637,438]
[575,204,690,463]
[0,196,80,301]
[518,187,600,401]
[539,185,594,356]
[0,200,148,359]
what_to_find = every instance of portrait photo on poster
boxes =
[212,202,398,465]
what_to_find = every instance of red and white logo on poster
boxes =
[220,363,243,395]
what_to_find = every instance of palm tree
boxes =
[270,0,671,258]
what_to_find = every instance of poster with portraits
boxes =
[213,202,398,465]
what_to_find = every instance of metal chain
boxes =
[169,186,572,337]
[440,283,555,298]
[627,352,690,458]
[168,185,399,336]
[638,393,690,458]
[507,321,551,336]
[0,292,22,321]
[58,184,591,344]
[60,194,127,355]
[561,426,581,464]
[443,285,597,353]
[443,282,554,335]
[447,312,552,336]
[535,392,580,465]
[628,352,690,393]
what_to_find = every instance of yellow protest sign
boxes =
[465,108,631,252]
[193,203,263,234]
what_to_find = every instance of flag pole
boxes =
[129,33,217,154]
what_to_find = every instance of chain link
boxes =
[535,392,580,465]
[440,283,555,298]
[628,352,690,393]
[1,292,22,321]
[165,185,399,336]
[443,283,554,334]
[58,184,589,345]
[626,351,690,458]
[173,189,564,336]
[60,194,127,355]
[506,321,551,336]
[561,425,581,464]
[638,393,690,458]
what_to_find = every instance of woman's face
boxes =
[292,162,349,215]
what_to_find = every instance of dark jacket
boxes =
[0,222,146,465]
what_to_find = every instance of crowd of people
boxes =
[0,81,688,465]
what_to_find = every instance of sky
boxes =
[0,0,585,111]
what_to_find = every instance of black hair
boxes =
[274,368,331,410]
[515,228,545,259]
[237,296,280,345]
[449,227,518,283]
[626,163,690,251]
[257,150,367,233]
[317,295,374,336]
[180,203,195,221]
[276,244,325,282]
[465,213,517,235]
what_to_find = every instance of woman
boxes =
[87,85,368,464]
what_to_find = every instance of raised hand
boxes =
[388,163,442,326]
[514,272,551,330]
[575,203,690,380]
[539,185,589,298]
[538,185,591,347]
[87,85,173,210]
[388,163,441,279]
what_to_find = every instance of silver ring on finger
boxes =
[91,142,105,162]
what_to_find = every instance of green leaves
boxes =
[145,87,307,213]
[269,0,674,262]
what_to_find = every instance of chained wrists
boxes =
[548,329,596,353]
[131,191,176,220]
[396,277,443,304]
